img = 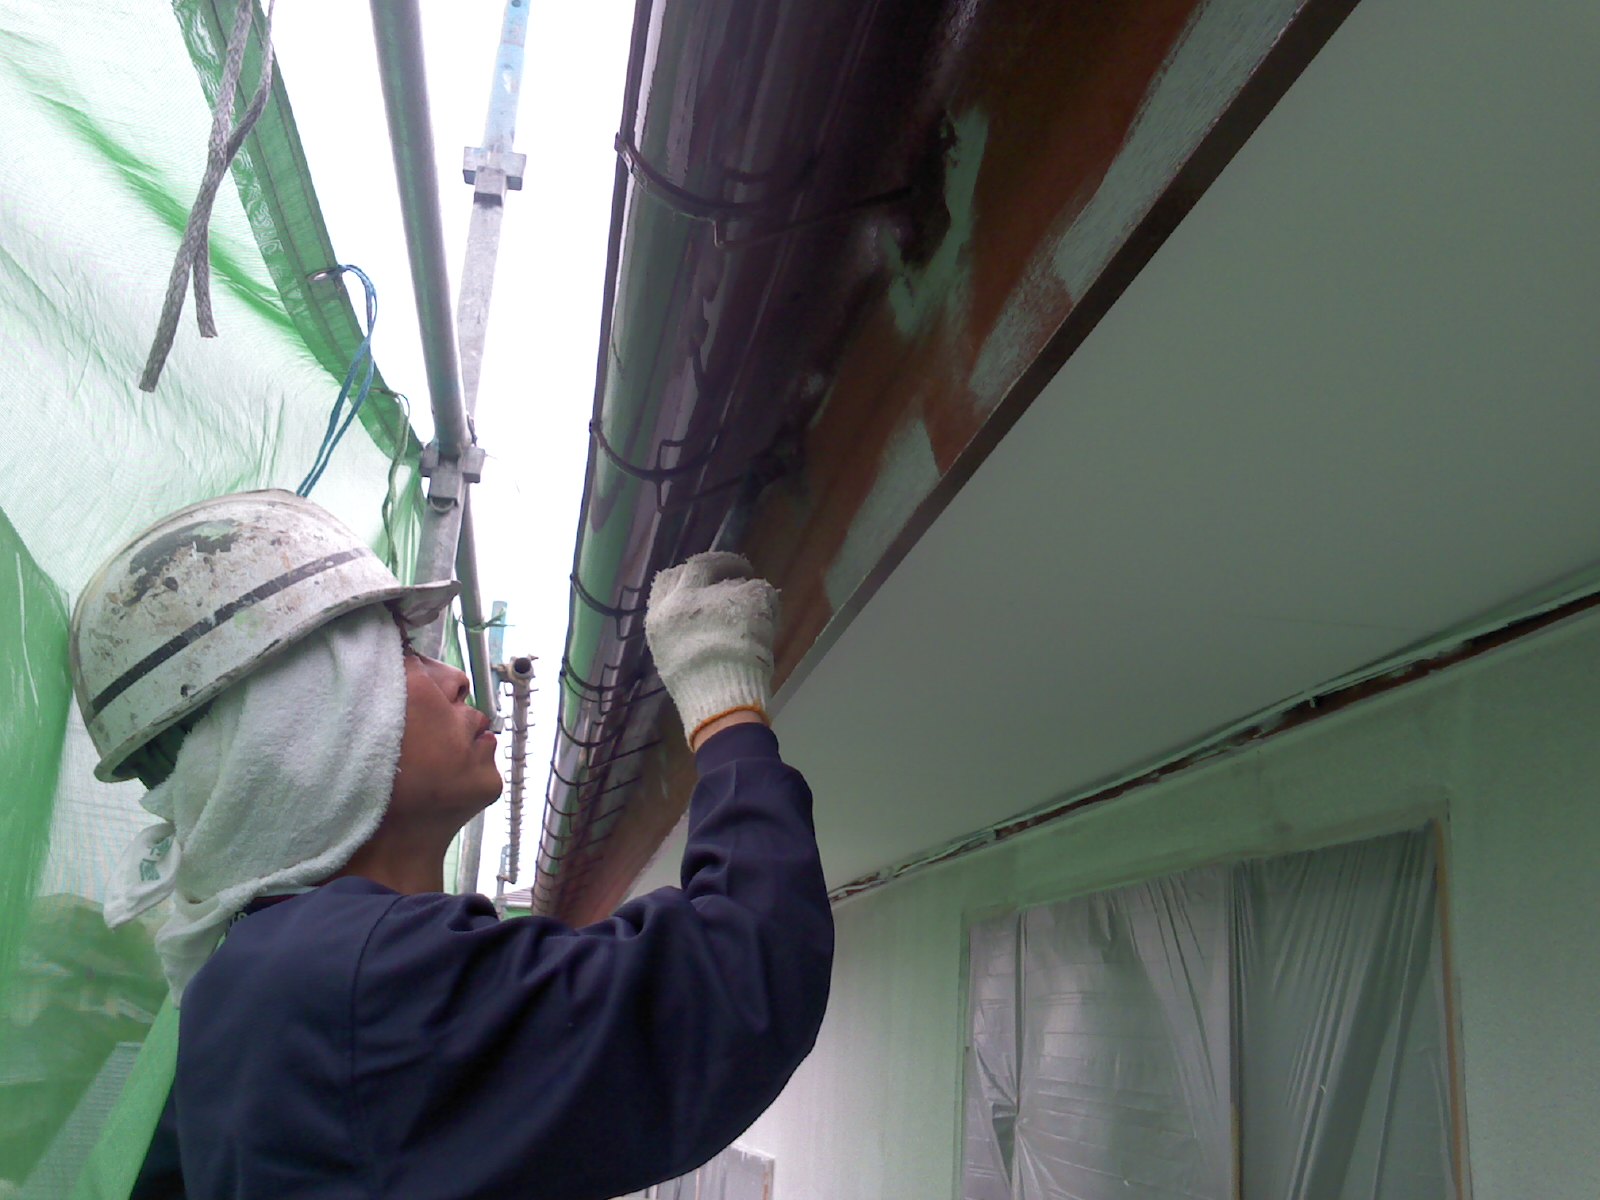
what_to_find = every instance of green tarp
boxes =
[0,1,429,1191]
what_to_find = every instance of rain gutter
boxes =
[531,0,654,915]
[368,2,498,877]
[533,0,931,917]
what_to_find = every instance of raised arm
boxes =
[351,553,831,1199]
[350,722,831,1198]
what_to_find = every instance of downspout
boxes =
[368,1,499,888]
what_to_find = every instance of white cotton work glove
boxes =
[645,551,778,746]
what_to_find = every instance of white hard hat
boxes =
[70,490,459,782]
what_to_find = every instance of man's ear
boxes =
[127,704,213,787]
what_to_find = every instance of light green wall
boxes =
[743,607,1600,1199]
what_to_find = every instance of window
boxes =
[962,827,1456,1199]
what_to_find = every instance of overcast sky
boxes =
[272,3,636,894]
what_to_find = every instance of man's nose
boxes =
[426,657,472,703]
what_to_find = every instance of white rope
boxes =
[139,0,278,392]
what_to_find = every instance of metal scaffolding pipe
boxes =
[370,0,499,897]
[448,0,533,894]
[368,0,472,452]
[458,0,529,416]
[456,498,497,723]
[412,502,466,660]
[453,492,497,893]
[370,0,481,658]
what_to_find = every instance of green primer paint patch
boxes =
[824,418,940,613]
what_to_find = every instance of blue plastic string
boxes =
[297,264,378,497]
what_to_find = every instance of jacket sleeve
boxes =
[348,723,834,1200]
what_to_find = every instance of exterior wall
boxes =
[738,606,1600,1199]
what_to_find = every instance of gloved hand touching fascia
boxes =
[645,551,778,748]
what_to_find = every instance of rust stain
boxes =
[756,0,1204,682]
[751,301,946,687]
[958,0,1203,361]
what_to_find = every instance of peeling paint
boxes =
[886,109,990,339]
[125,520,237,604]
[824,418,940,612]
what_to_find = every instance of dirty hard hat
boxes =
[70,490,459,783]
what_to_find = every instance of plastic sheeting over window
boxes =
[1016,867,1233,1199]
[1235,832,1453,1199]
[646,1143,775,1200]
[962,827,1455,1200]
[963,913,1022,1200]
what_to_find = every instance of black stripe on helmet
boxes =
[87,548,369,718]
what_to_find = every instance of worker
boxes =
[67,490,833,1199]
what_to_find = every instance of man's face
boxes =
[388,643,504,830]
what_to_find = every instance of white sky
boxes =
[272,3,636,893]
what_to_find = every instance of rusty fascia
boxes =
[532,0,954,919]
[535,0,1374,923]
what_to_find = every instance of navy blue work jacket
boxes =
[132,723,833,1199]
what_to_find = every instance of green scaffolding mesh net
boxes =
[0,2,432,1193]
